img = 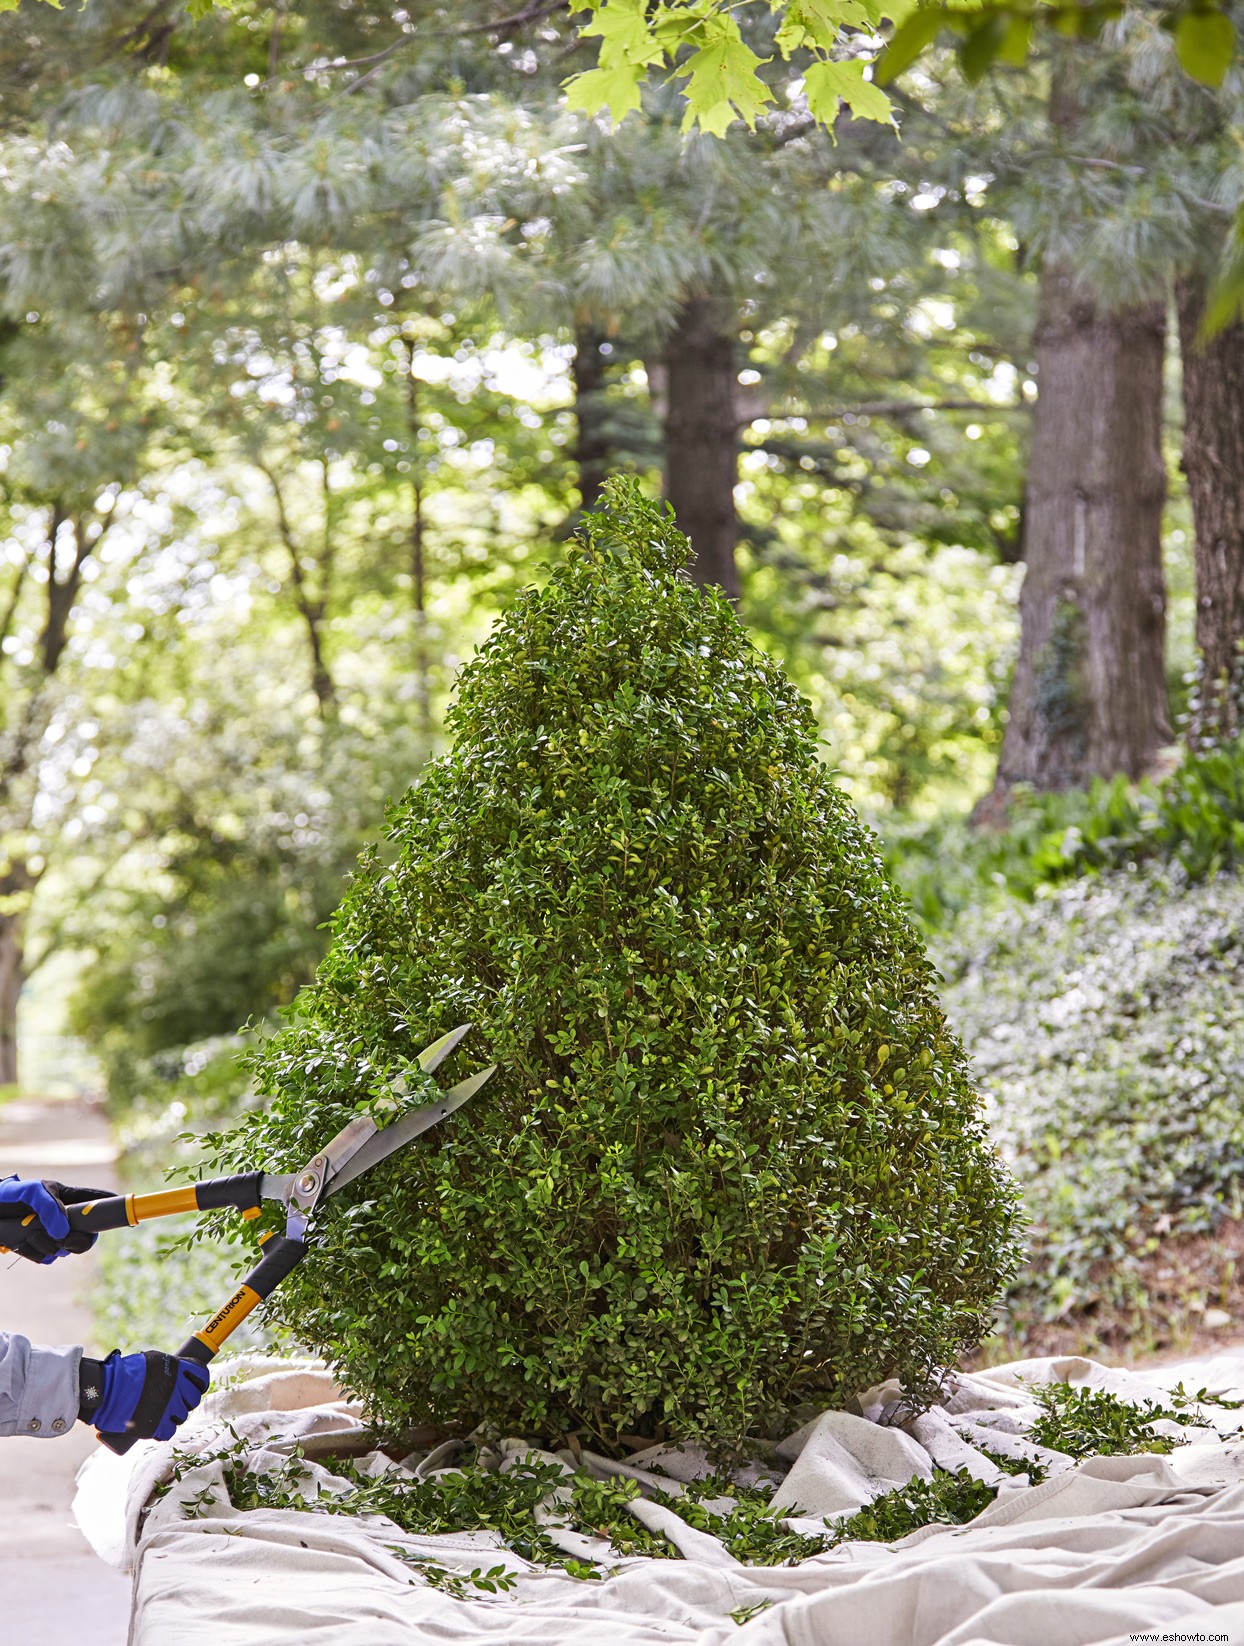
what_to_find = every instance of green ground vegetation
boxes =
[871,731,1244,1355]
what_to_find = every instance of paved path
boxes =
[0,1096,131,1644]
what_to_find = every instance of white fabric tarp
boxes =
[74,1349,1244,1646]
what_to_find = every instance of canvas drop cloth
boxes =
[73,1348,1244,1646]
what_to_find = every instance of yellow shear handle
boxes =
[124,1186,201,1224]
[190,1284,264,1355]
[66,1172,268,1236]
[178,1232,308,1366]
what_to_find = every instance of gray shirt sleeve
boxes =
[0,1333,82,1437]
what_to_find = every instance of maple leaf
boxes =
[679,34,775,133]
[564,63,647,122]
[776,0,868,52]
[803,58,894,130]
[580,0,665,68]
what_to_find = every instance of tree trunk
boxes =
[993,268,1169,793]
[1178,274,1244,747]
[0,926,19,1088]
[403,336,433,732]
[0,860,33,1088]
[572,324,613,513]
[0,505,105,1081]
[662,296,740,599]
[260,460,336,714]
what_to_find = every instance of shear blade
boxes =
[322,1064,497,1198]
[376,1023,475,1112]
[416,1023,473,1075]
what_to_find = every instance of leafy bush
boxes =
[208,479,1022,1449]
[885,735,1244,933]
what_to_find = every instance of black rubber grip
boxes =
[67,1197,133,1234]
[193,1172,265,1211]
[242,1233,308,1299]
[177,1335,215,1367]
[62,1173,267,1235]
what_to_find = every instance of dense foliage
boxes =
[884,728,1244,932]
[205,481,1022,1447]
[938,863,1244,1346]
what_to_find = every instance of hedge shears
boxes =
[2,1024,494,1454]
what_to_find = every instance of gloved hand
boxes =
[0,1176,111,1263]
[79,1349,210,1442]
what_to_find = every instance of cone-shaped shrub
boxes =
[213,479,1022,1448]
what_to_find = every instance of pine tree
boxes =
[974,20,1244,785]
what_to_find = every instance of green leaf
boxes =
[775,0,869,53]
[1203,270,1244,334]
[564,63,647,122]
[564,0,664,125]
[959,13,1010,82]
[996,13,1033,64]
[1175,7,1235,87]
[874,8,946,84]
[803,59,895,130]
[678,34,775,133]
[579,0,664,68]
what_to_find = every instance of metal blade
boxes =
[320,1112,381,1185]
[257,1029,475,1213]
[322,1064,497,1198]
[416,1023,473,1076]
[287,1112,381,1220]
[371,1024,476,1116]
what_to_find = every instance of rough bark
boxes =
[661,296,740,600]
[572,324,613,514]
[1178,274,1244,747]
[993,271,1170,793]
[991,59,1170,798]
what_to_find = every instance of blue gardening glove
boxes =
[82,1350,210,1442]
[0,1175,110,1264]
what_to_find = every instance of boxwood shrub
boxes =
[209,478,1022,1448]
